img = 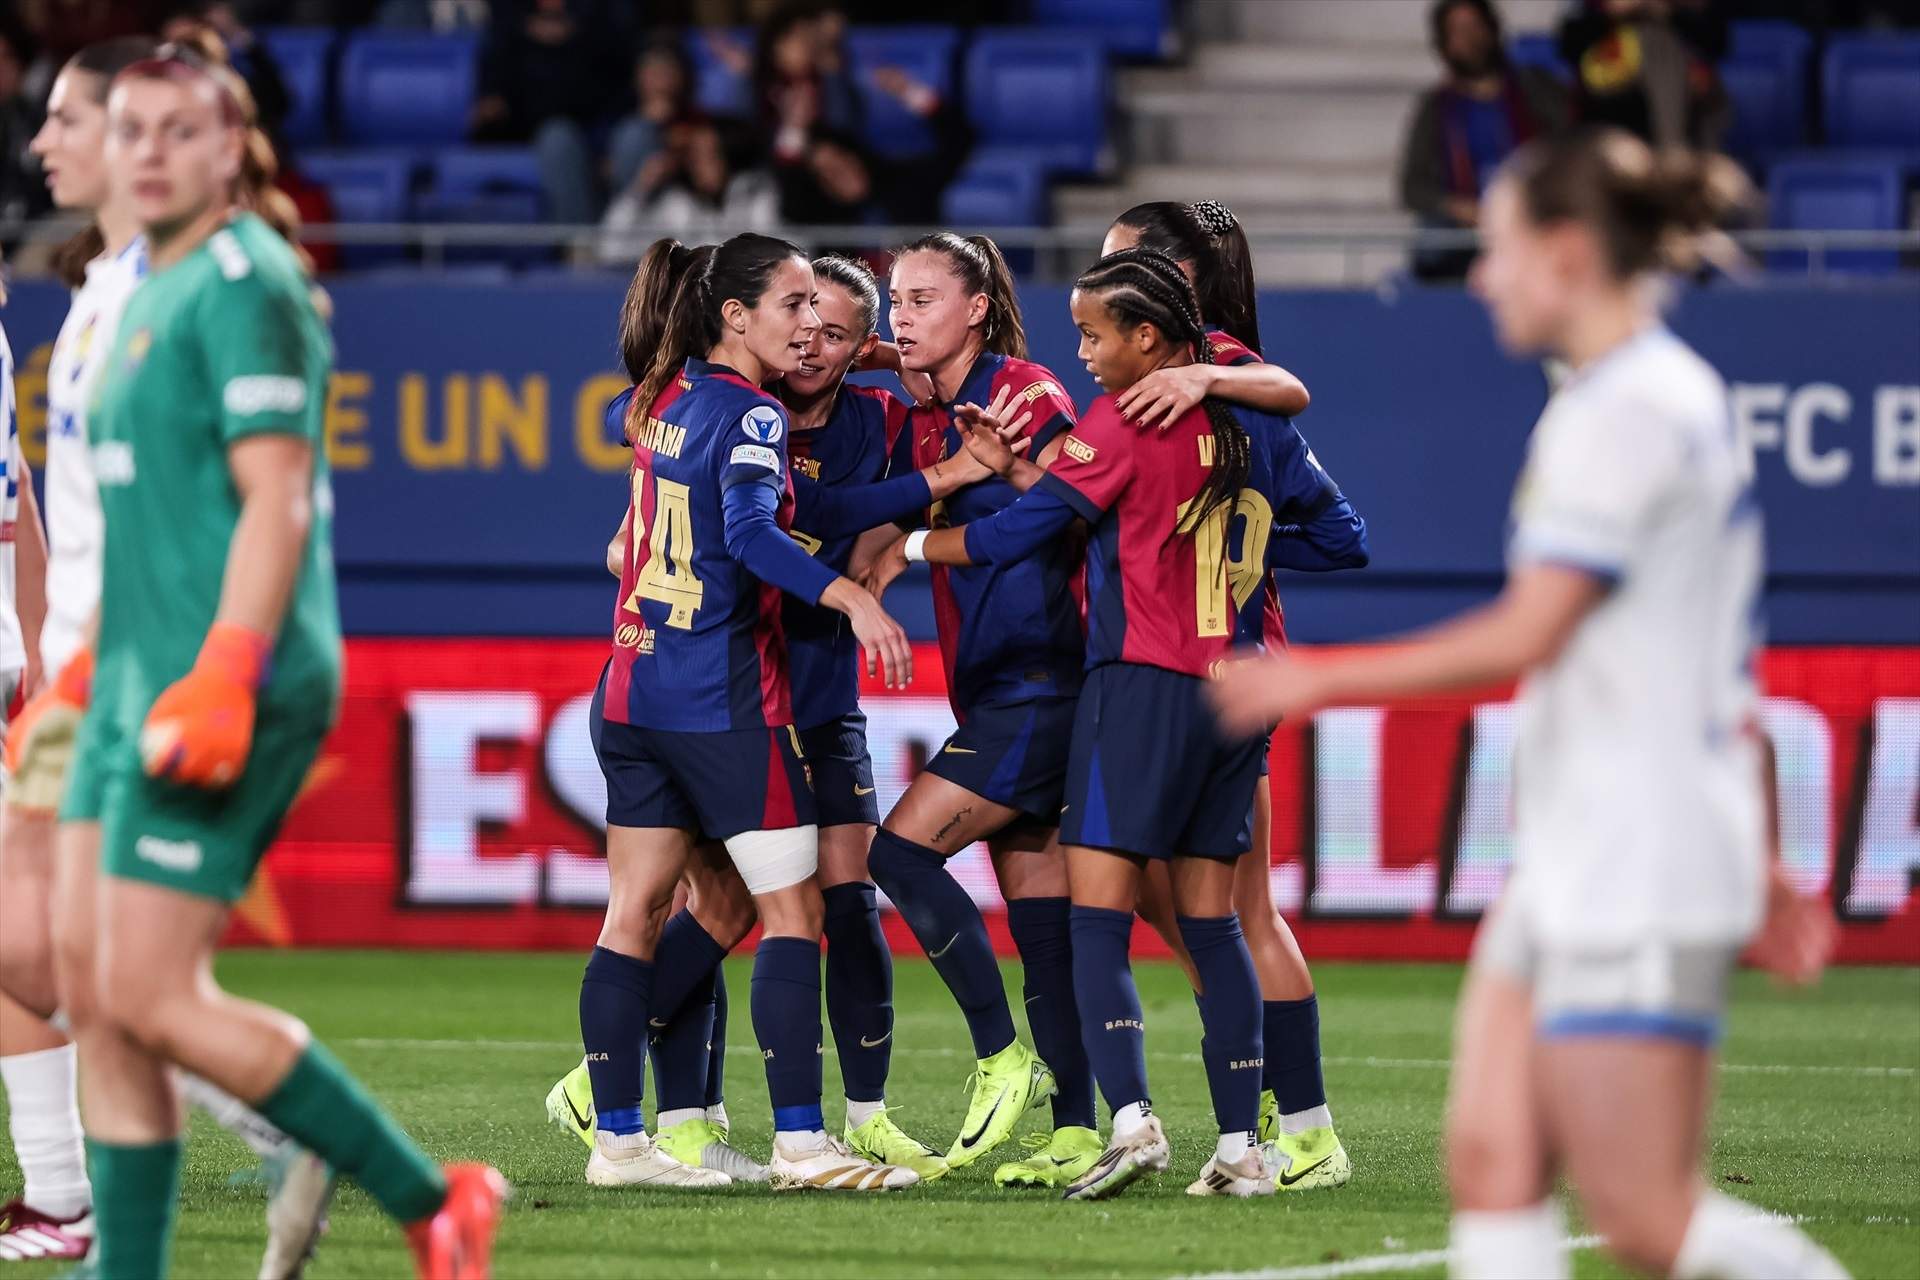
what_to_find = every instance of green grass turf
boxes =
[2,954,1915,1278]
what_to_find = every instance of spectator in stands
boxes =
[0,16,48,244]
[16,0,165,69]
[472,0,636,225]
[1558,0,1730,150]
[607,37,704,198]
[753,1,875,226]
[373,0,488,27]
[162,2,290,144]
[597,118,779,263]
[1400,0,1568,280]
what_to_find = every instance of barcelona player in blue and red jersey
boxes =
[580,232,919,1193]
[1104,200,1355,1188]
[860,232,1104,1186]
[889,247,1367,1200]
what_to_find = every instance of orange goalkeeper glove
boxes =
[140,622,272,788]
[4,648,94,793]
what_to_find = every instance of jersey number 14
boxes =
[626,465,705,628]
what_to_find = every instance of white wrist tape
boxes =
[903,530,930,563]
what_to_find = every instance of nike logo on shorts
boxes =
[859,1031,892,1048]
[943,745,977,755]
[853,784,876,796]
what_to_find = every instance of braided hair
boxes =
[1112,199,1263,356]
[1075,247,1251,537]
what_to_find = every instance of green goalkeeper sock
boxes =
[257,1040,446,1222]
[87,1138,181,1280]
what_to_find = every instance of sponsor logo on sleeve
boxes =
[223,375,308,417]
[730,443,781,472]
[1018,380,1063,406]
[1062,435,1097,464]
[209,230,253,280]
[741,404,785,443]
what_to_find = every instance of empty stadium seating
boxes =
[297,149,417,266]
[337,31,479,146]
[844,27,960,161]
[1822,35,1920,150]
[1027,0,1174,61]
[1721,20,1814,169]
[1767,157,1907,274]
[258,27,333,150]
[964,30,1110,176]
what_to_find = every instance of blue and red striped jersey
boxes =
[603,359,798,732]
[783,382,912,729]
[892,352,1084,714]
[1039,394,1360,677]
[1204,326,1292,648]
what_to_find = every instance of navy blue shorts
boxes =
[1060,663,1264,862]
[923,695,1076,823]
[800,711,879,828]
[590,666,816,839]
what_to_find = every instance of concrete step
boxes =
[1191,0,1563,43]
[1053,163,1398,224]
[1168,42,1434,91]
[1123,84,1417,166]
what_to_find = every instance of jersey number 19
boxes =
[1179,490,1274,638]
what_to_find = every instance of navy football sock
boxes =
[705,970,729,1110]
[1007,896,1095,1130]
[1178,915,1263,1140]
[823,881,894,1105]
[869,829,1016,1059]
[579,946,652,1135]
[1069,905,1150,1116]
[646,912,727,1114]
[1264,995,1328,1117]
[751,937,825,1133]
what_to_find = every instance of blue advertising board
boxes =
[4,277,1915,642]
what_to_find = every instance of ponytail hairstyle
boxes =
[894,231,1027,359]
[162,29,315,278]
[1075,247,1251,537]
[810,253,881,336]
[628,232,807,439]
[1503,130,1752,279]
[49,36,159,288]
[1113,199,1262,356]
[619,238,707,382]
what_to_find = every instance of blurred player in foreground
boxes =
[50,47,503,1279]
[889,247,1367,1199]
[1212,131,1846,1278]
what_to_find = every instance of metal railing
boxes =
[6,217,1918,285]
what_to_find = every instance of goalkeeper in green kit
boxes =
[47,46,504,1279]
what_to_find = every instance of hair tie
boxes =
[1187,199,1238,238]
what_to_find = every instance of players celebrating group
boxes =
[545,197,1369,1203]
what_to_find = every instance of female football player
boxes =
[886,246,1367,1199]
[49,47,503,1279]
[862,231,1106,1187]
[1104,199,1350,1187]
[1212,132,1846,1278]
[581,231,920,1192]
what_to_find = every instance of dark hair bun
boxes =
[1187,199,1238,239]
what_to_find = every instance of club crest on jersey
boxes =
[741,404,784,443]
[123,328,153,370]
[1062,435,1097,464]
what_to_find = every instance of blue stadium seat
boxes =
[1823,35,1920,149]
[684,28,752,119]
[845,26,960,161]
[964,30,1110,175]
[1766,158,1905,275]
[297,148,418,267]
[1027,0,1173,61]
[416,147,549,266]
[1721,20,1813,169]
[258,27,333,149]
[940,151,1046,226]
[1507,32,1568,78]
[337,32,479,145]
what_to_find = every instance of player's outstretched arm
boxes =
[1208,563,1607,736]
[142,435,313,787]
[11,456,48,697]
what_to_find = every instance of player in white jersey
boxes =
[0,38,336,1276]
[1213,131,1846,1279]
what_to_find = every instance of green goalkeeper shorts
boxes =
[70,707,328,904]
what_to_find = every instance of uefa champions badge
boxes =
[741,404,784,444]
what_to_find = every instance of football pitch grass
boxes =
[2,953,1915,1279]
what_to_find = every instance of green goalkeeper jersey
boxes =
[89,212,340,733]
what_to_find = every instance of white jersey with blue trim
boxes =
[42,238,146,674]
[1505,325,1767,948]
[0,321,23,678]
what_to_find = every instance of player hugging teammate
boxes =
[551,214,1371,1203]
